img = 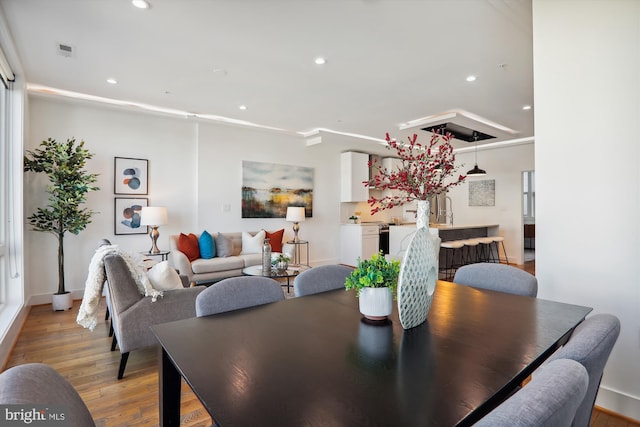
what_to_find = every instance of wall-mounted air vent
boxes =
[57,43,75,58]
[422,122,496,142]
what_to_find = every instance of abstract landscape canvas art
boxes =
[242,161,313,218]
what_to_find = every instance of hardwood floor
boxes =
[5,300,211,427]
[4,283,638,426]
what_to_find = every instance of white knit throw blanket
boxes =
[76,244,163,331]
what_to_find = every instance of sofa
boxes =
[169,230,294,285]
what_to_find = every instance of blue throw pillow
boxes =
[199,231,216,259]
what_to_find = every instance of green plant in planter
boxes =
[345,251,401,297]
[272,253,290,264]
[24,138,99,295]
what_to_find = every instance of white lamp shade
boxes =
[286,206,306,222]
[140,207,168,226]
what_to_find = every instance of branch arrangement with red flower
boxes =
[366,132,466,215]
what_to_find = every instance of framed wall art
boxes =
[114,157,148,195]
[114,197,148,235]
[469,179,495,207]
[241,160,313,218]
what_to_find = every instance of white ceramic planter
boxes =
[359,287,393,320]
[52,292,73,311]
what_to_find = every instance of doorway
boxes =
[523,170,535,262]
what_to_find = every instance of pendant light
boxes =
[467,132,487,176]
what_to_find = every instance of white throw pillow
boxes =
[146,261,184,291]
[240,230,265,254]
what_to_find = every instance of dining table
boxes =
[151,280,592,426]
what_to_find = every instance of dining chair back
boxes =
[544,313,620,427]
[453,263,538,297]
[0,363,96,426]
[195,276,285,317]
[474,358,588,427]
[293,264,354,297]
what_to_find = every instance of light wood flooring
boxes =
[5,300,211,426]
[4,264,639,427]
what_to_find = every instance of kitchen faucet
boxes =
[445,196,453,225]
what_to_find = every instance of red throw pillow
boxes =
[177,233,200,262]
[265,229,284,253]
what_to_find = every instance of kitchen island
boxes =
[388,223,499,259]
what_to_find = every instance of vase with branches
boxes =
[24,138,99,298]
[366,132,466,227]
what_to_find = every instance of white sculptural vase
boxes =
[397,226,440,329]
[416,199,430,229]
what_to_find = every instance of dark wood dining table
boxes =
[151,280,592,427]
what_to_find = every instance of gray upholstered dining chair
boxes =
[544,313,620,427]
[0,363,96,426]
[195,276,285,317]
[453,263,538,297]
[474,358,588,427]
[293,264,354,297]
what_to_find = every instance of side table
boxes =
[286,240,309,266]
[141,250,170,262]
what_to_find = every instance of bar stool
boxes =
[440,240,465,281]
[461,239,480,265]
[475,237,497,262]
[491,236,509,264]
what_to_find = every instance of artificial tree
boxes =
[24,137,99,295]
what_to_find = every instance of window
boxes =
[523,170,535,221]
[0,76,8,307]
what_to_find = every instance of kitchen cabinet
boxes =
[341,151,369,202]
[340,224,379,266]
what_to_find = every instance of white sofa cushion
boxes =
[147,261,184,291]
[241,230,265,254]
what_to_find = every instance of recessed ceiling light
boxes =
[466,75,477,82]
[239,105,247,110]
[314,57,327,65]
[106,78,118,85]
[132,0,150,9]
[522,105,532,110]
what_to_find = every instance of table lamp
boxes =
[140,206,168,254]
[286,206,306,242]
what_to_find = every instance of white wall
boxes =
[26,97,198,303]
[25,99,413,301]
[448,142,534,265]
[195,124,345,264]
[533,0,640,419]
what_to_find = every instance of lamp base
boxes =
[149,226,161,254]
[292,222,300,242]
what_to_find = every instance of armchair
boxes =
[103,253,204,379]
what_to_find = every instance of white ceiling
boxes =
[0,0,534,149]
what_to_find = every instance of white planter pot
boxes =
[52,292,73,311]
[359,287,393,320]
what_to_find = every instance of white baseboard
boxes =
[596,385,640,421]
[27,289,85,306]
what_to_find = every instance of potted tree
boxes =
[345,251,400,321]
[24,138,99,311]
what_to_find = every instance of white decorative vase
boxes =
[359,287,393,321]
[416,199,430,229]
[52,292,73,311]
[397,226,440,329]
